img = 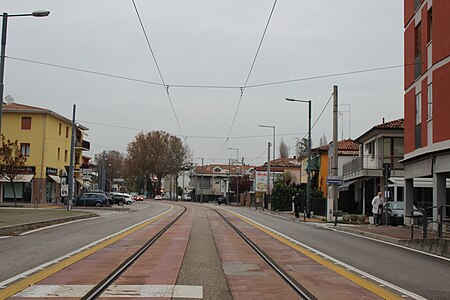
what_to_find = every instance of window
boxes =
[64,150,68,162]
[59,123,62,135]
[415,23,422,78]
[20,143,30,156]
[427,9,432,43]
[58,148,61,161]
[415,22,422,56]
[21,117,31,130]
[415,92,422,125]
[66,126,69,138]
[427,83,432,120]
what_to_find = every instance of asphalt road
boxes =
[225,205,450,300]
[0,201,170,283]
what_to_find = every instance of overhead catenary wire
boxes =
[131,0,185,139]
[7,55,409,91]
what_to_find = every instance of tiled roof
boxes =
[374,118,404,129]
[3,102,48,112]
[312,139,359,156]
[258,157,301,169]
[3,102,89,131]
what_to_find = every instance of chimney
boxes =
[382,117,385,124]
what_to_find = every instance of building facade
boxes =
[403,0,450,224]
[342,121,404,214]
[1,102,89,204]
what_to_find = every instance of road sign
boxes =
[326,176,343,185]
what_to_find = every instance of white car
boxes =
[112,192,134,205]
[154,195,162,200]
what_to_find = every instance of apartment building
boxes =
[403,1,450,223]
[1,101,89,203]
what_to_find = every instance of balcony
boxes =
[75,140,90,151]
[343,155,404,180]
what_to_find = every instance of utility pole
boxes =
[200,158,204,204]
[101,151,106,192]
[331,85,339,219]
[67,104,76,211]
[227,158,231,204]
[266,141,271,210]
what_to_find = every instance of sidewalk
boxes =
[0,205,97,236]
[263,209,450,258]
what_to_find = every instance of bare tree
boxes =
[279,138,289,158]
[126,131,189,195]
[0,135,27,207]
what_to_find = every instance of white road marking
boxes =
[0,208,173,289]
[227,209,427,300]
[15,285,203,298]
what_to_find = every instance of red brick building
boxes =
[403,1,450,223]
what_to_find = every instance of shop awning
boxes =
[338,179,358,191]
[76,178,84,184]
[0,174,34,183]
[48,175,61,184]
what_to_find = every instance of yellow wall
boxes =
[318,152,329,197]
[2,112,75,179]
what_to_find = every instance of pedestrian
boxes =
[293,193,301,219]
[371,192,384,226]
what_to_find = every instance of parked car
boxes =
[217,196,227,205]
[111,193,134,205]
[383,201,423,226]
[74,192,109,207]
[154,195,162,200]
[182,194,191,201]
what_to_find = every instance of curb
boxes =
[0,213,98,236]
[334,225,450,258]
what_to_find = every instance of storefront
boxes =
[0,166,35,203]
[46,167,61,204]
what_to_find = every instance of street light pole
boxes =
[286,98,312,218]
[0,10,50,134]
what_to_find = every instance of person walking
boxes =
[371,192,384,226]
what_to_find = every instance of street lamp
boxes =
[286,98,312,218]
[259,124,275,202]
[227,147,239,205]
[0,10,50,133]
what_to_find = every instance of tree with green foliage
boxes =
[0,135,27,207]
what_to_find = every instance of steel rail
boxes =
[214,209,317,300]
[81,206,187,300]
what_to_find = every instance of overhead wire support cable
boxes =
[227,0,278,139]
[131,0,185,139]
[8,55,409,90]
[213,0,278,164]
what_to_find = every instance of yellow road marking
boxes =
[227,210,403,300]
[0,207,174,299]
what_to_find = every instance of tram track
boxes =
[80,203,316,299]
[81,206,187,300]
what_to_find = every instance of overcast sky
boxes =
[2,0,404,166]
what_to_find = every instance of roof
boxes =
[356,118,404,142]
[256,157,302,171]
[193,164,256,175]
[312,139,359,156]
[3,102,89,131]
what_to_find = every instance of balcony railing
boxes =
[75,140,90,151]
[343,155,404,179]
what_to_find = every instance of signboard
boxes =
[255,171,281,192]
[46,167,58,176]
[326,176,343,185]
[60,177,69,197]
